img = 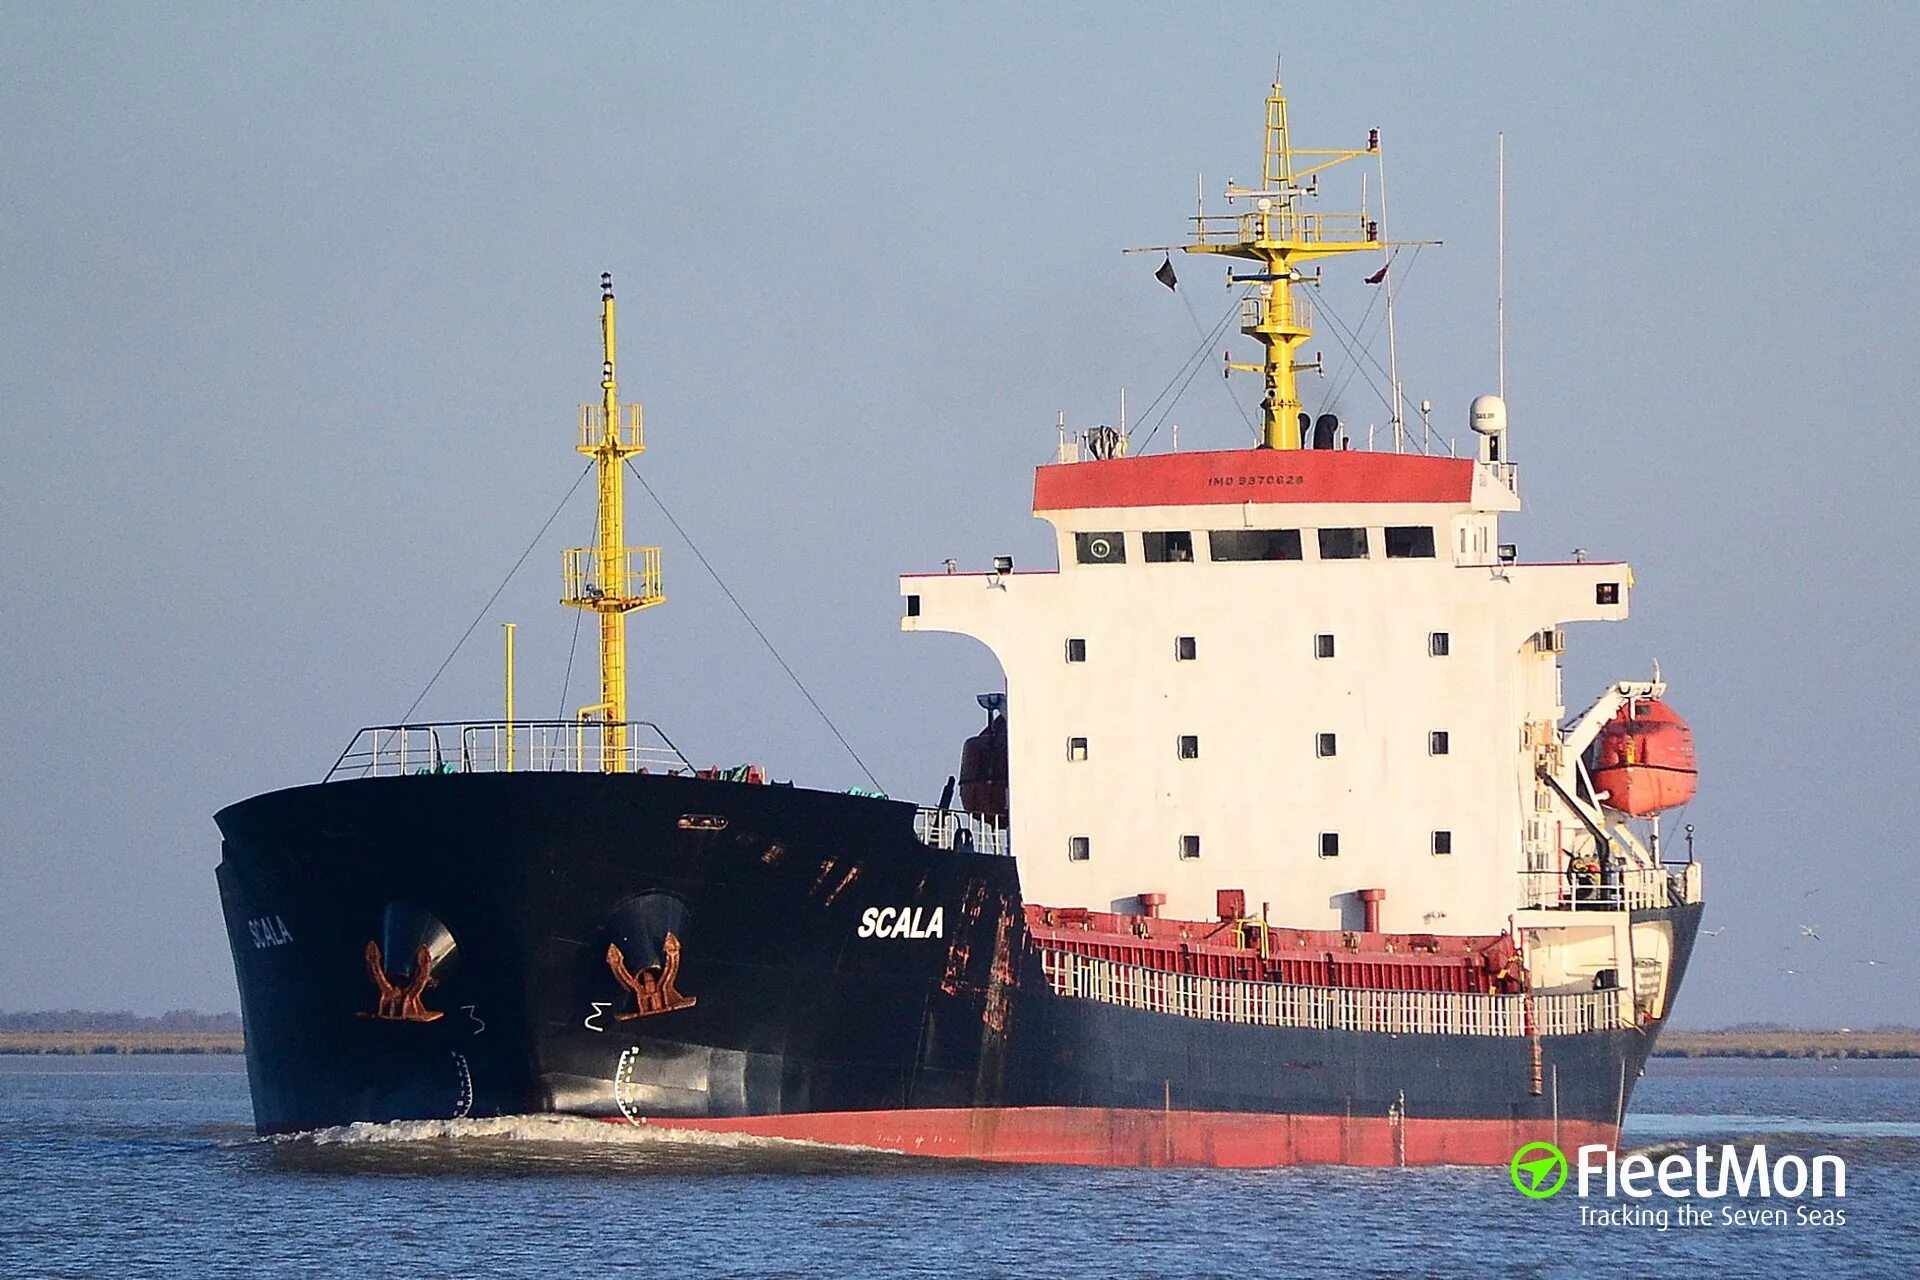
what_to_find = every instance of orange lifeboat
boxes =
[958,713,1009,819]
[1588,698,1697,816]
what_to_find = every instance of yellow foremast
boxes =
[1182,78,1384,450]
[562,273,664,771]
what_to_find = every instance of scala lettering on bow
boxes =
[858,906,945,939]
[359,941,444,1022]
[606,933,698,1020]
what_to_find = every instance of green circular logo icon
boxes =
[1510,1142,1569,1199]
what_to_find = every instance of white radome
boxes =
[1469,393,1507,436]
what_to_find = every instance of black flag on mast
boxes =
[1364,262,1389,285]
[1154,255,1179,291]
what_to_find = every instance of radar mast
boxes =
[561,273,665,771]
[1181,76,1385,450]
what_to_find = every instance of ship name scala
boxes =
[858,906,945,939]
[247,915,294,949]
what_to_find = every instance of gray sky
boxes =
[4,4,1916,1026]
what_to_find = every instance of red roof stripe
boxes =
[1032,449,1474,510]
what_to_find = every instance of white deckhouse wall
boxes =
[902,448,1631,935]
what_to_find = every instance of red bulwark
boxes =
[1025,905,1522,994]
[610,1108,1618,1167]
[1032,449,1473,511]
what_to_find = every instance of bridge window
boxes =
[1178,734,1200,760]
[1069,835,1091,862]
[1209,528,1303,561]
[1180,834,1201,861]
[1429,631,1450,656]
[1320,832,1341,858]
[1597,582,1621,604]
[905,595,921,618]
[1175,635,1197,661]
[1065,638,1087,662]
[1144,531,1195,563]
[1067,737,1088,762]
[1075,532,1126,564]
[1430,731,1450,756]
[1317,732,1338,758]
[1318,527,1369,560]
[1315,633,1336,659]
[1385,526,1436,558]
[1432,830,1453,856]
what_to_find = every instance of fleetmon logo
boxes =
[1510,1142,1569,1199]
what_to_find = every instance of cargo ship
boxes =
[216,75,1703,1166]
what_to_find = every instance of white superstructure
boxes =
[894,72,1700,1021]
[902,444,1640,937]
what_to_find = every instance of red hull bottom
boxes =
[605,1107,1619,1167]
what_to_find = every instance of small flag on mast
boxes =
[1154,256,1179,291]
[1364,262,1389,286]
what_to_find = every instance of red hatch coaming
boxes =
[1032,448,1474,512]
[1026,905,1524,995]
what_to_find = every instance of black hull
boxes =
[217,773,1701,1162]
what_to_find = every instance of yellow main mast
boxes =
[562,272,664,771]
[1182,77,1384,450]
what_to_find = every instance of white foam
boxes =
[269,1113,862,1154]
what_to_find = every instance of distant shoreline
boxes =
[1653,1029,1920,1059]
[0,1031,244,1055]
[3,1027,1916,1059]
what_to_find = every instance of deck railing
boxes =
[1190,208,1371,248]
[1240,290,1312,335]
[578,402,644,451]
[560,546,664,610]
[324,721,693,781]
[1480,459,1519,491]
[1518,864,1688,912]
[914,808,1012,857]
[1038,948,1627,1038]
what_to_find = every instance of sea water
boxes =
[1,1056,1915,1277]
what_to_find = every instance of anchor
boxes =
[360,940,444,1022]
[607,932,698,1020]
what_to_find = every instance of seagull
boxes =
[1802,888,1821,897]
[1799,924,1822,941]
[1702,927,1726,938]
[1855,959,1885,967]
[1782,968,1801,976]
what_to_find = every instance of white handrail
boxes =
[913,809,1012,856]
[326,720,693,781]
[1038,948,1626,1037]
[1518,866,1681,911]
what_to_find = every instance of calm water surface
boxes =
[1,1056,1915,1277]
